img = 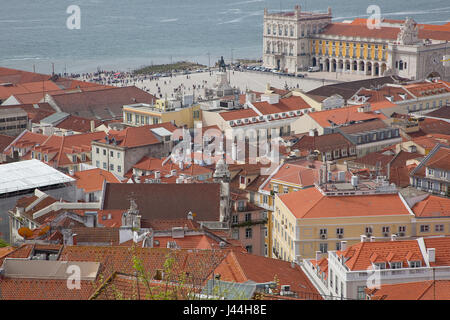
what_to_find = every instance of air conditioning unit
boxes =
[338,234,343,239]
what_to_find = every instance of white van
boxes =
[308,66,320,72]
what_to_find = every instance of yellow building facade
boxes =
[310,39,388,76]
[271,186,450,262]
[123,102,202,128]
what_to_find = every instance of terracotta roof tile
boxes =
[367,280,450,300]
[278,187,410,219]
[413,195,450,218]
[102,183,221,222]
[337,240,424,271]
[423,237,450,267]
[74,168,123,193]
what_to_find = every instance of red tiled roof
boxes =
[0,67,50,85]
[133,156,212,177]
[426,146,450,170]
[104,122,177,148]
[54,115,103,133]
[141,218,201,231]
[366,280,450,300]
[308,105,388,128]
[74,168,123,193]
[291,132,354,153]
[0,134,14,153]
[423,237,450,267]
[337,240,424,271]
[252,96,311,115]
[321,21,450,41]
[278,186,410,219]
[220,108,259,121]
[215,251,322,299]
[102,183,221,222]
[0,278,95,300]
[48,86,157,120]
[413,195,450,218]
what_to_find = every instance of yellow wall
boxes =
[123,104,201,128]
[413,218,450,237]
[274,194,415,261]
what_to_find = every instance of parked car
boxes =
[308,66,320,72]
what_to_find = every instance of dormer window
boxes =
[229,121,234,126]
[244,118,249,123]
[409,261,421,268]
[296,110,302,115]
[390,262,402,269]
[44,154,48,162]
[289,112,294,116]
[237,120,242,124]
[259,116,264,121]
[252,117,257,122]
[373,262,386,270]
[72,155,77,163]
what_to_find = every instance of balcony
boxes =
[231,218,268,228]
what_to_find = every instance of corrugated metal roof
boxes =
[40,112,70,125]
[0,159,75,194]
[150,127,173,137]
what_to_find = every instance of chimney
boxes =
[340,241,347,251]
[90,120,95,132]
[179,160,184,170]
[154,171,160,179]
[360,235,367,242]
[187,211,193,220]
[428,248,435,263]
[391,234,397,241]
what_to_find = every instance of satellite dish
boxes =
[18,227,33,239]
